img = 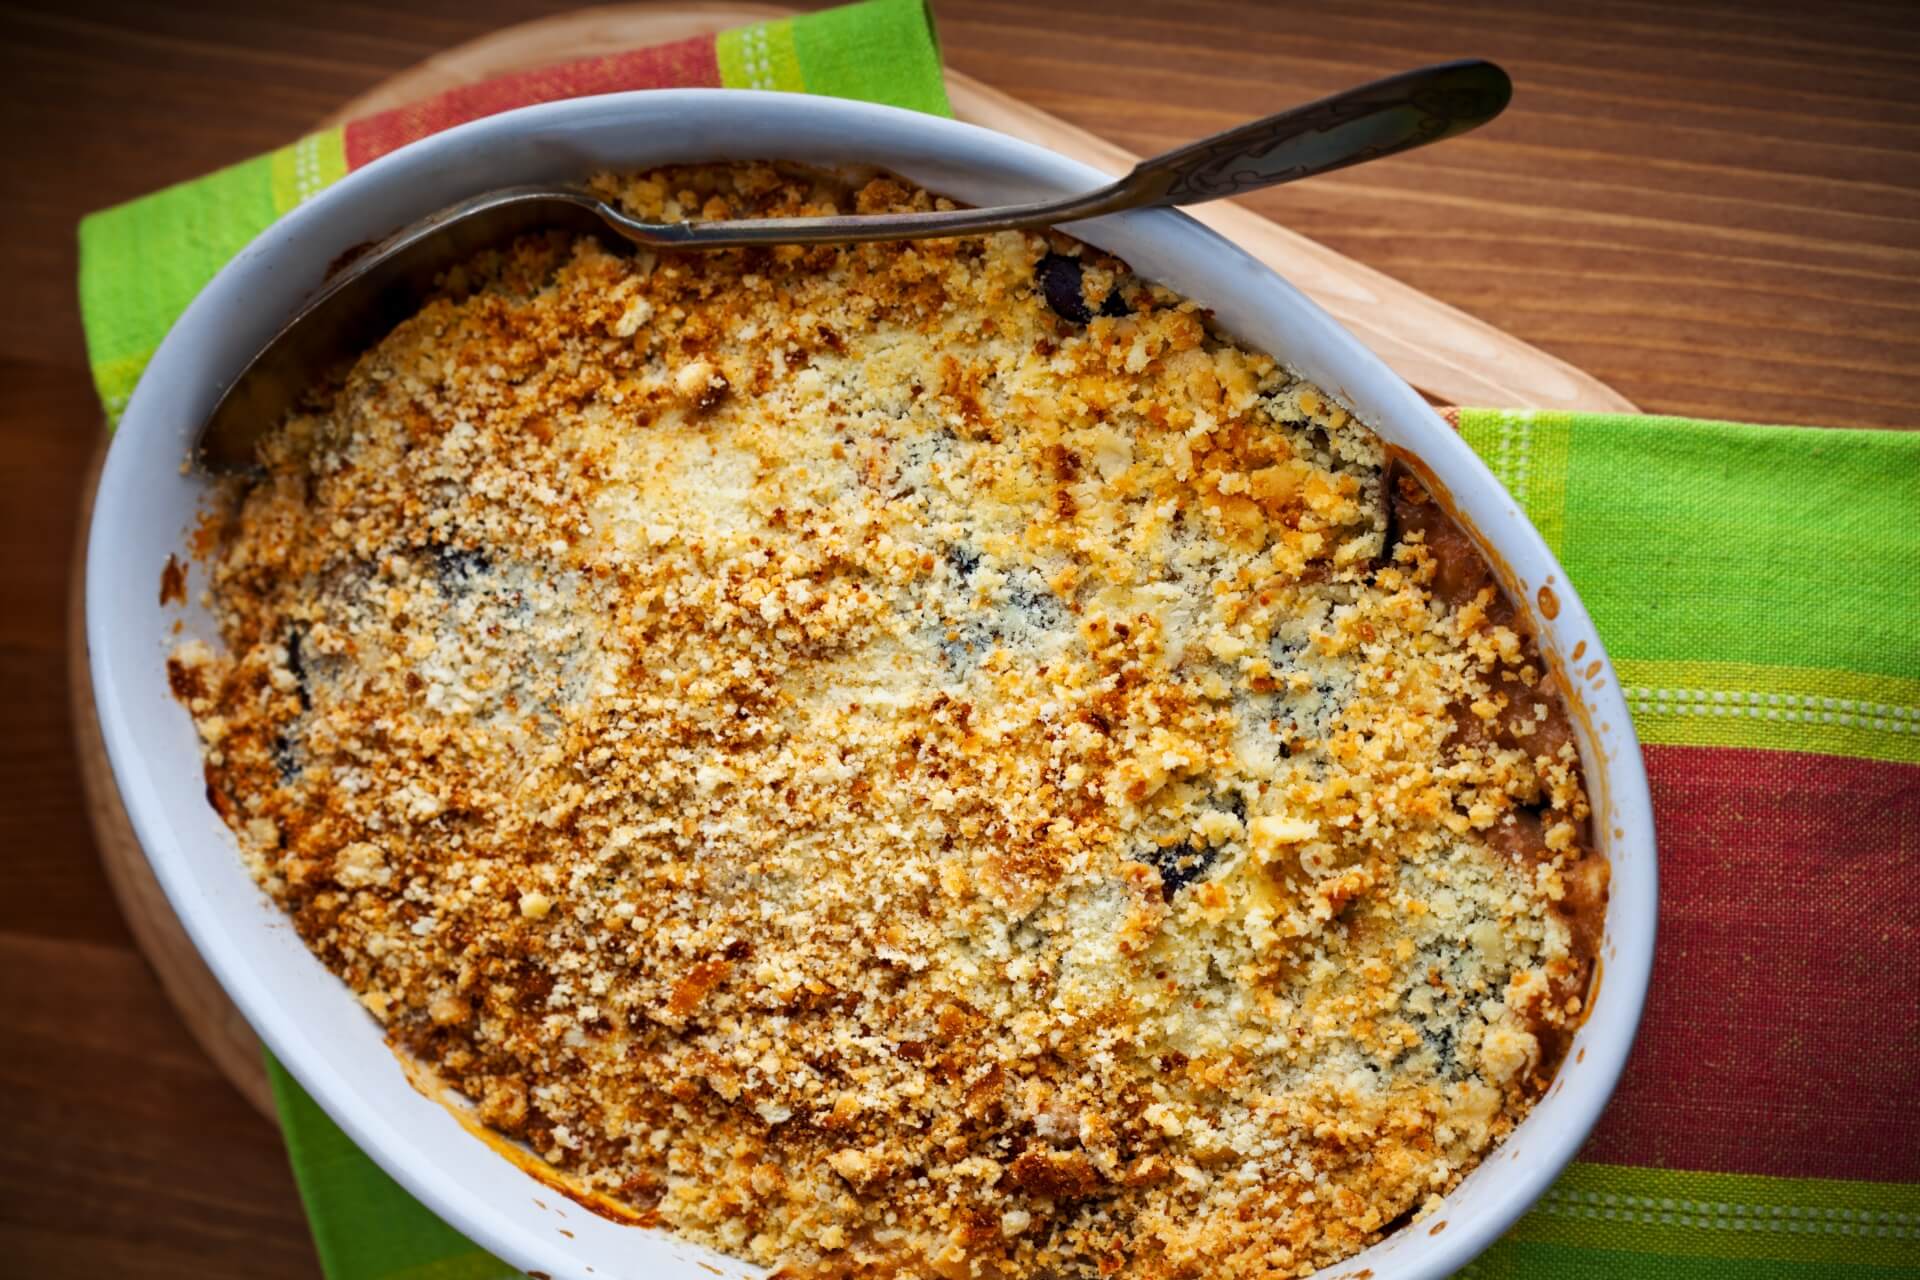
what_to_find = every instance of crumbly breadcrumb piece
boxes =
[174,163,1604,1280]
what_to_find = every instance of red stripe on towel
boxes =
[343,37,724,169]
[1581,743,1920,1181]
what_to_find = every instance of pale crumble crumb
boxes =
[172,162,1606,1280]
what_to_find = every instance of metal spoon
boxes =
[197,59,1510,469]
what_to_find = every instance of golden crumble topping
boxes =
[173,164,1606,1279]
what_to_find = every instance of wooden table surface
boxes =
[3,1,1916,1275]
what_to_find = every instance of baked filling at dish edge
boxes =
[170,163,1607,1280]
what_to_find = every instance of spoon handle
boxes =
[1121,59,1512,206]
[626,60,1511,249]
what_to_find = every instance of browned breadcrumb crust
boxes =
[173,163,1607,1280]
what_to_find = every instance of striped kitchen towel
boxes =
[1442,409,1919,1277]
[74,0,1920,1274]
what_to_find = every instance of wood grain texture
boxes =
[4,2,1918,1277]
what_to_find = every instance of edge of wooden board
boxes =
[69,441,278,1119]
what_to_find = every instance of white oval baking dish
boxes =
[87,89,1656,1280]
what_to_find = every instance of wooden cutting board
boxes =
[79,2,1636,1123]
